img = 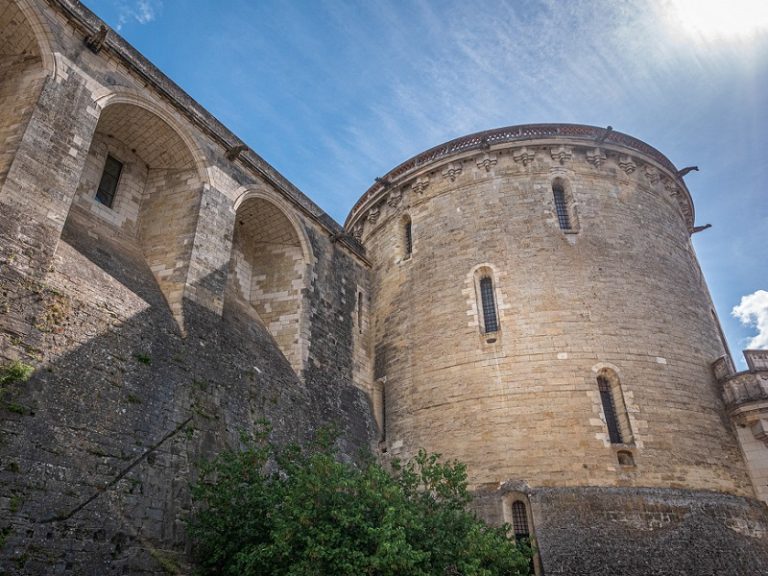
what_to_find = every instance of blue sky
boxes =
[85,0,767,363]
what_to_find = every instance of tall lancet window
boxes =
[552,182,572,230]
[403,216,413,258]
[597,370,633,445]
[479,276,498,333]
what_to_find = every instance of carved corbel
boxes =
[586,148,607,168]
[550,146,572,165]
[644,165,660,185]
[663,179,679,197]
[512,147,536,167]
[387,188,403,208]
[411,176,430,194]
[367,205,380,225]
[618,155,636,175]
[351,221,364,241]
[442,162,463,182]
[476,153,497,172]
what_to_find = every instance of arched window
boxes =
[403,216,413,259]
[503,495,539,575]
[552,182,572,230]
[479,276,499,333]
[597,370,633,445]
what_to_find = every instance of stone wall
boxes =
[348,127,768,572]
[0,0,375,573]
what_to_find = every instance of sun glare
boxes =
[668,0,768,39]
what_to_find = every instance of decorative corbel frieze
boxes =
[411,176,430,194]
[387,187,403,208]
[550,145,572,165]
[644,165,660,185]
[442,162,463,182]
[586,148,607,168]
[618,155,637,175]
[367,205,380,225]
[512,147,536,167]
[476,153,497,172]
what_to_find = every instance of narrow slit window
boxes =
[479,276,498,333]
[96,155,123,208]
[552,183,571,230]
[598,375,623,444]
[511,501,530,541]
[404,218,413,258]
[357,291,364,334]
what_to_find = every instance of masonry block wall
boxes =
[0,1,375,573]
[346,126,768,574]
[3,1,768,575]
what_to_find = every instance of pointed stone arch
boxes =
[65,95,209,324]
[227,189,313,374]
[0,0,55,190]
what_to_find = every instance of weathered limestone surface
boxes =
[0,1,374,573]
[3,0,768,575]
[348,126,768,573]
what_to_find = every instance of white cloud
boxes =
[116,0,161,31]
[733,290,768,349]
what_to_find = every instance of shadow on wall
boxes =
[0,211,373,574]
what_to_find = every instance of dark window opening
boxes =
[479,276,498,333]
[552,183,571,230]
[598,375,623,444]
[357,291,364,334]
[95,155,123,208]
[511,501,530,541]
[404,219,413,258]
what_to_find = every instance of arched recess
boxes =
[226,191,311,374]
[64,97,208,323]
[550,176,579,232]
[501,492,541,575]
[0,0,54,190]
[593,366,634,445]
[466,263,505,343]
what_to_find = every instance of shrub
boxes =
[189,427,531,576]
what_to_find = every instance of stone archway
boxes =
[227,194,311,374]
[63,99,207,323]
[0,0,52,190]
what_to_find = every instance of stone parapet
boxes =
[715,351,768,415]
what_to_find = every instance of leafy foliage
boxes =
[189,426,531,576]
[0,361,33,386]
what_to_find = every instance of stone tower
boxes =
[346,124,768,575]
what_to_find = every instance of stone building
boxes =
[1,0,767,574]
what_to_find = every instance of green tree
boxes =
[189,426,531,576]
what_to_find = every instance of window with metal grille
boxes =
[598,375,623,444]
[479,276,498,333]
[511,501,530,540]
[552,183,571,230]
[404,218,413,257]
[95,155,123,208]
